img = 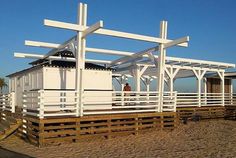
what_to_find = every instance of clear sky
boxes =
[1,0,236,91]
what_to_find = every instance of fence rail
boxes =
[83,91,176,115]
[0,92,15,113]
[22,90,78,118]
[22,90,177,118]
[176,93,236,107]
[8,90,236,118]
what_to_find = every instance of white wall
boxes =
[9,68,43,107]
[9,66,113,109]
[43,67,113,109]
[43,67,75,90]
[43,67,112,90]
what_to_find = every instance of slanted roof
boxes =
[205,71,236,79]
[7,62,111,78]
[29,50,74,66]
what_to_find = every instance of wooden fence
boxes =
[0,92,15,113]
[22,90,177,118]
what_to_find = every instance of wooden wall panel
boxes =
[207,78,231,93]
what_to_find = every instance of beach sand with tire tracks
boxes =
[0,119,236,158]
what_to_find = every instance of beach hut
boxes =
[1,2,236,146]
[7,61,113,110]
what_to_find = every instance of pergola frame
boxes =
[14,2,235,114]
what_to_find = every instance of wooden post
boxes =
[165,67,179,101]
[76,118,80,142]
[157,21,167,112]
[135,66,141,103]
[221,72,225,106]
[197,77,201,107]
[120,75,127,106]
[203,77,207,105]
[2,94,5,111]
[135,65,141,92]
[230,79,233,105]
[75,3,87,117]
[39,90,44,119]
[38,119,44,147]
[193,70,206,107]
[146,77,151,103]
[11,92,15,113]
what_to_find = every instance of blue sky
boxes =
[1,0,236,91]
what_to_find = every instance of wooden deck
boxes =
[177,106,225,119]
[176,105,236,120]
[20,112,178,147]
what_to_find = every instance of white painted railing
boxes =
[0,92,16,113]
[22,90,177,118]
[82,91,176,115]
[177,93,236,107]
[22,90,236,117]
[23,90,78,118]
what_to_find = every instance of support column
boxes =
[230,79,233,105]
[193,69,206,107]
[119,75,127,106]
[218,71,225,106]
[165,67,179,97]
[134,66,141,92]
[120,75,127,91]
[146,81,150,92]
[134,66,141,104]
[157,21,167,112]
[141,77,152,103]
[221,72,225,106]
[203,77,207,105]
[196,77,201,107]
[75,3,87,117]
[216,71,225,106]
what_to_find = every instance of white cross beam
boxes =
[82,20,103,37]
[14,52,112,64]
[44,19,188,47]
[107,46,158,67]
[163,36,189,49]
[25,40,60,49]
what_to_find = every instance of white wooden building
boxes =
[7,62,113,109]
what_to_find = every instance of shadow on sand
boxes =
[0,146,34,158]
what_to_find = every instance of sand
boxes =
[0,119,236,158]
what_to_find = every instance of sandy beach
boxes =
[0,119,236,158]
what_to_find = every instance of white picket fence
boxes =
[22,90,177,118]
[0,92,16,113]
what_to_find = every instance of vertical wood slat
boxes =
[207,78,231,93]
[38,119,44,147]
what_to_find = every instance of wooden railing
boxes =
[23,90,78,118]
[177,93,236,107]
[82,91,176,115]
[0,92,15,113]
[22,90,177,118]
[2,89,236,118]
[21,90,236,118]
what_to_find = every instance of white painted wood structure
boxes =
[4,2,236,118]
